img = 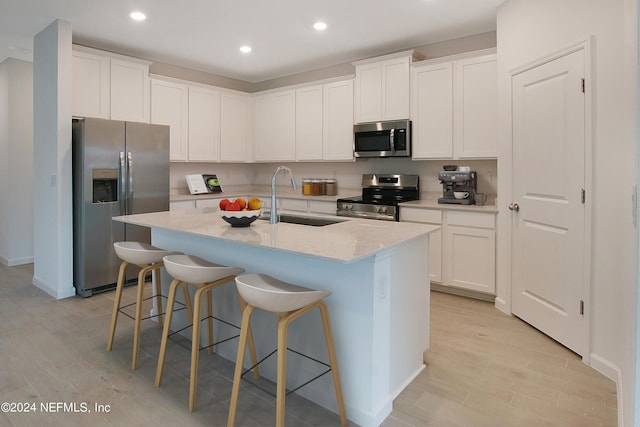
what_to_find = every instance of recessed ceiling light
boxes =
[130,11,146,21]
[313,22,328,31]
[239,45,252,53]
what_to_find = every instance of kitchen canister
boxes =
[302,179,313,195]
[311,179,322,195]
[325,179,337,196]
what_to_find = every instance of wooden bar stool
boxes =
[107,241,178,370]
[227,273,347,427]
[155,254,261,413]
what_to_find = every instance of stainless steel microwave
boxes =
[353,120,411,158]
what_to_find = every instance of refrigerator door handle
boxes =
[127,152,133,215]
[119,151,127,215]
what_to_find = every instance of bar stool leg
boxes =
[236,292,261,380]
[107,261,128,352]
[276,315,290,427]
[318,301,348,426]
[155,278,181,387]
[227,304,256,427]
[206,288,214,355]
[182,282,194,322]
[153,265,164,329]
[189,285,206,412]
[132,264,153,370]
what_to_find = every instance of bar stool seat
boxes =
[107,242,178,371]
[227,274,347,427]
[155,255,260,413]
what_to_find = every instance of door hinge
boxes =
[580,300,584,315]
[581,78,585,93]
[581,189,586,204]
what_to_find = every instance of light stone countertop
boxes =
[114,208,438,263]
[400,198,499,214]
[170,185,360,203]
[171,186,498,213]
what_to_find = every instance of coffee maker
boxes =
[438,169,478,205]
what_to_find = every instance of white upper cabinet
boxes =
[354,62,382,123]
[151,79,188,161]
[295,85,324,161]
[381,58,411,120]
[411,51,497,160]
[253,90,296,162]
[72,46,151,123]
[353,51,414,123]
[72,49,110,119]
[411,62,454,158]
[287,79,354,162]
[220,92,250,162]
[110,58,151,123]
[323,79,354,161]
[188,86,221,162]
[453,55,498,158]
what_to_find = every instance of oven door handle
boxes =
[337,211,396,221]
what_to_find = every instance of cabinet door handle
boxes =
[508,203,520,212]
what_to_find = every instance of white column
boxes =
[32,19,75,298]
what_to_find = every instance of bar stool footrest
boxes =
[240,348,332,398]
[167,315,241,353]
[118,294,186,321]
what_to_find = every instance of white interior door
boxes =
[511,49,586,355]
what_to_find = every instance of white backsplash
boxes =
[171,158,498,196]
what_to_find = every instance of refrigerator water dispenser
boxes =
[92,168,118,203]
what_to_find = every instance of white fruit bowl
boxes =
[220,209,262,227]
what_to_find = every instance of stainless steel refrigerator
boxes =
[72,117,170,297]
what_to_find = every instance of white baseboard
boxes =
[7,256,34,266]
[589,352,623,427]
[1,255,35,266]
[32,275,76,299]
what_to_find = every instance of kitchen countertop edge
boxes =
[114,209,439,264]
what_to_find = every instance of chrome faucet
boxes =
[270,166,297,224]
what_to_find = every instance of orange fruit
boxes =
[235,197,247,209]
[248,197,262,210]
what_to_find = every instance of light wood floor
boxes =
[0,263,617,426]
[382,291,618,427]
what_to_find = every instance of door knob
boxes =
[509,203,520,212]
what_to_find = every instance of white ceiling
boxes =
[0,0,503,83]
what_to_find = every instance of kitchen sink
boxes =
[260,213,346,227]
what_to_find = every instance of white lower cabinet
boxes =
[274,198,337,215]
[308,200,337,215]
[170,200,195,211]
[279,198,309,212]
[399,208,442,283]
[195,198,224,209]
[400,207,495,294]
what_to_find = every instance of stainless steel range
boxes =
[337,174,420,221]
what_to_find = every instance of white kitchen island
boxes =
[114,208,437,427]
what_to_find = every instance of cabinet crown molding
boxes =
[72,44,152,66]
[351,49,425,67]
[412,47,497,68]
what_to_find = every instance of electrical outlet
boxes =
[487,171,496,182]
[50,173,56,187]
